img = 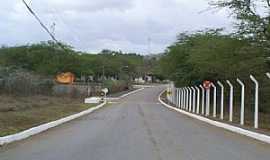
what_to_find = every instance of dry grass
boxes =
[0,95,95,137]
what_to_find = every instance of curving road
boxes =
[0,86,270,160]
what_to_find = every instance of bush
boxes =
[0,68,54,96]
[103,80,129,94]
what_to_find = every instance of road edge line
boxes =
[119,87,144,98]
[158,90,270,144]
[0,102,106,146]
[106,87,145,100]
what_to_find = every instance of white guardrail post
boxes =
[182,88,185,109]
[226,80,234,122]
[211,83,217,118]
[237,78,245,126]
[266,72,270,79]
[206,87,210,116]
[175,88,178,107]
[217,81,224,120]
[195,86,200,114]
[178,88,180,108]
[180,88,183,109]
[189,87,192,112]
[178,88,181,108]
[250,75,259,129]
[192,87,196,113]
[175,88,179,108]
[199,85,205,115]
[184,87,189,110]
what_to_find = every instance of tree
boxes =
[158,30,266,86]
[210,0,270,48]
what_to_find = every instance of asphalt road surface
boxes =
[1,86,270,160]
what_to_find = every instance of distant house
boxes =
[134,74,155,84]
[134,77,145,84]
[145,75,153,82]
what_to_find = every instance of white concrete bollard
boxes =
[195,86,200,114]
[185,87,188,110]
[176,88,178,107]
[237,78,245,126]
[206,88,210,117]
[211,83,217,118]
[182,88,185,110]
[177,88,181,108]
[192,87,196,113]
[217,81,224,120]
[266,72,270,79]
[226,80,234,122]
[200,85,205,115]
[250,75,259,129]
[188,87,192,112]
[180,88,183,109]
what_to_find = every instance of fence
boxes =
[167,73,270,130]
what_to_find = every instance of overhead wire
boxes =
[22,0,60,44]
[46,2,88,50]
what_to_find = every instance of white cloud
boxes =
[0,0,233,54]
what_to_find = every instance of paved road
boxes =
[1,86,270,160]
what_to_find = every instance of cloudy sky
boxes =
[0,0,233,54]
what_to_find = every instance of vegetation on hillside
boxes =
[158,0,270,127]
[158,0,270,86]
[159,29,268,86]
[0,41,160,81]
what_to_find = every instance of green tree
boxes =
[210,0,270,48]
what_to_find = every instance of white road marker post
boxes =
[211,83,217,118]
[237,78,245,126]
[182,88,185,109]
[185,87,188,110]
[266,72,270,79]
[199,85,205,115]
[178,89,181,108]
[250,75,259,129]
[175,88,177,107]
[180,88,183,109]
[188,87,192,112]
[192,87,196,113]
[206,88,210,117]
[195,86,200,114]
[226,80,234,122]
[217,81,224,120]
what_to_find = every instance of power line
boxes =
[50,22,56,37]
[49,6,81,44]
[45,2,88,50]
[22,0,59,43]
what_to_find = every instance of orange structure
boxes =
[56,72,75,84]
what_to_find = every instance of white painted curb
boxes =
[119,87,144,98]
[158,91,270,144]
[106,87,144,100]
[0,102,106,146]
[133,85,156,88]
